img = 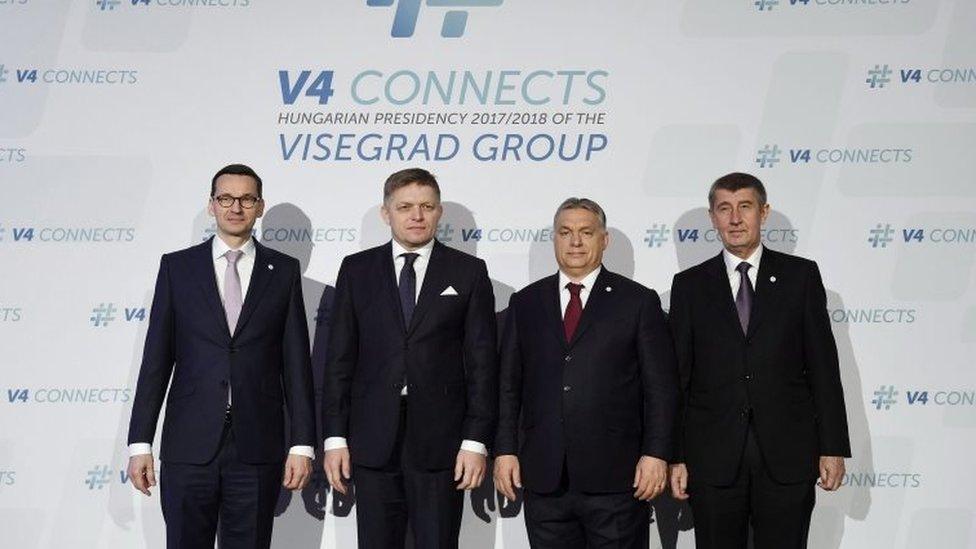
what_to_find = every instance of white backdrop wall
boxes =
[1,1,975,548]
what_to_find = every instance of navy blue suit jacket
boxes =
[128,237,315,464]
[322,240,498,470]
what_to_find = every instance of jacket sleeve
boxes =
[461,259,499,446]
[637,288,679,460]
[667,273,694,463]
[322,257,358,439]
[493,292,521,456]
[281,259,316,447]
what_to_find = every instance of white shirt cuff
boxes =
[324,437,348,451]
[288,445,315,459]
[460,440,487,456]
[128,443,152,457]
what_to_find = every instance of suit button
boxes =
[563,385,572,392]
[744,374,752,381]
[220,380,228,387]
[564,355,572,362]
[228,347,237,354]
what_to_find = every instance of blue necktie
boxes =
[399,253,419,327]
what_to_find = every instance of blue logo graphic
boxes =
[85,465,112,490]
[872,385,898,411]
[436,223,455,242]
[0,224,6,241]
[755,144,781,168]
[868,223,894,248]
[96,0,120,10]
[754,0,779,11]
[89,303,117,327]
[866,64,892,89]
[368,0,503,38]
[0,65,8,84]
[643,224,671,248]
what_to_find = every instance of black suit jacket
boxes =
[127,237,316,464]
[495,268,679,494]
[669,248,851,485]
[322,240,498,470]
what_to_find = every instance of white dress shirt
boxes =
[130,236,314,460]
[722,244,763,297]
[324,238,486,456]
[558,266,603,316]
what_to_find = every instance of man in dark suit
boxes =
[322,168,498,548]
[494,198,679,548]
[126,164,316,548]
[668,172,851,549]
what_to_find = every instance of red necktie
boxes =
[564,283,583,342]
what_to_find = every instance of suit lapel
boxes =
[406,240,448,337]
[705,253,745,339]
[379,242,407,335]
[194,238,232,340]
[233,240,275,338]
[746,248,780,339]
[568,267,611,348]
[541,275,567,350]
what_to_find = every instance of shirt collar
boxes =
[559,265,602,291]
[391,238,435,261]
[723,244,763,277]
[212,234,255,261]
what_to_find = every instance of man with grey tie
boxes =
[127,164,316,548]
[667,172,851,548]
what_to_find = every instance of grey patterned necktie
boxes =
[224,250,244,335]
[735,262,753,335]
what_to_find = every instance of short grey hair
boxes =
[553,197,607,229]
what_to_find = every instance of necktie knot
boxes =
[401,252,419,268]
[566,282,583,297]
[225,249,243,265]
[736,261,751,275]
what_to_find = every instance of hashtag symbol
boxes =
[96,0,121,11]
[0,224,6,242]
[85,465,113,490]
[871,385,898,410]
[867,223,894,248]
[643,224,671,248]
[89,303,117,327]
[437,223,455,242]
[866,64,892,89]
[0,65,8,84]
[754,0,779,11]
[755,144,781,169]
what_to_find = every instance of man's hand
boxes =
[323,448,351,495]
[633,455,668,501]
[282,454,313,490]
[817,456,845,491]
[455,449,486,490]
[493,454,522,502]
[128,454,156,496]
[669,463,689,500]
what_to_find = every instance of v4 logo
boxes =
[900,69,921,83]
[279,70,335,105]
[906,391,928,405]
[6,389,28,403]
[789,149,811,163]
[902,229,924,243]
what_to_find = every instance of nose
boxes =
[230,200,244,214]
[410,206,424,220]
[729,208,742,224]
[570,233,583,246]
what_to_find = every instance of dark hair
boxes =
[554,197,607,229]
[383,168,441,203]
[708,172,767,209]
[211,164,263,198]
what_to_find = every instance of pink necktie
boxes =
[224,250,244,335]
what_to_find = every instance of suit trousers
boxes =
[160,419,284,549]
[523,462,648,549]
[687,424,815,549]
[352,398,464,549]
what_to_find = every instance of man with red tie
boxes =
[494,197,679,548]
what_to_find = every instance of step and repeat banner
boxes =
[1,1,975,548]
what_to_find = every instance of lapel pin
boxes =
[606,286,612,292]
[268,264,274,270]
[769,276,776,283]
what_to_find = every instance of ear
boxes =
[759,203,771,225]
[602,229,610,250]
[255,200,265,219]
[380,203,392,227]
[708,209,719,230]
[207,198,216,218]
